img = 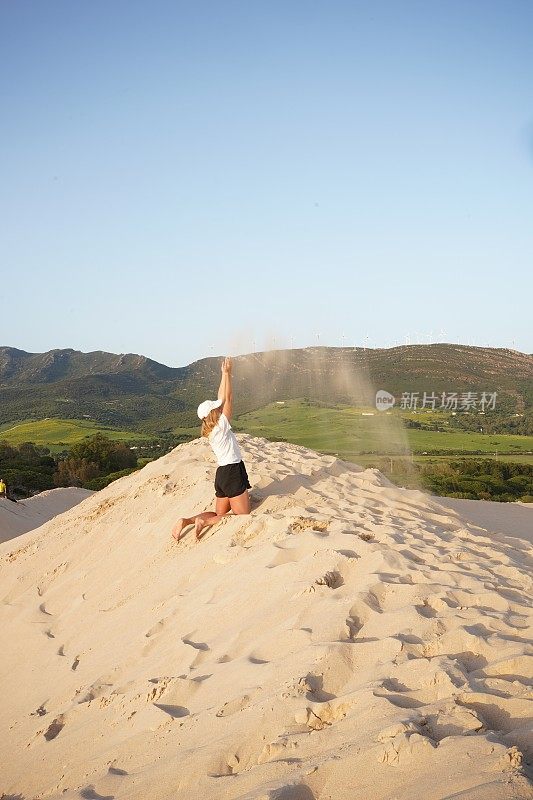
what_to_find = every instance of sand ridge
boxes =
[0,434,531,799]
[0,487,93,543]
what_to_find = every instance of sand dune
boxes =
[0,435,531,800]
[0,487,93,543]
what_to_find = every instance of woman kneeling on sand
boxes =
[172,356,251,542]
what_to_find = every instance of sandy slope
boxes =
[0,487,93,543]
[0,435,531,800]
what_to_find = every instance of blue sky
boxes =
[1,1,532,366]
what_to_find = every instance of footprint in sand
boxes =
[79,786,114,799]
[415,601,438,619]
[336,549,358,559]
[144,617,170,638]
[344,604,368,640]
[182,636,209,651]
[301,673,337,702]
[149,674,202,717]
[142,614,177,655]
[216,694,252,717]
[76,679,113,704]
[314,570,344,589]
[43,714,66,741]
[181,634,210,668]
[360,586,385,614]
[267,783,315,799]
[154,703,190,718]
[108,765,128,775]
[248,654,270,665]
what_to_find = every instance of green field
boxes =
[1,405,531,499]
[4,405,531,463]
[0,418,145,450]
[232,400,533,461]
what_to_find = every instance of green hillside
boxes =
[232,400,533,500]
[0,419,145,449]
[233,400,533,461]
[1,344,531,434]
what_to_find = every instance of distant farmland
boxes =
[0,418,145,449]
[233,401,533,462]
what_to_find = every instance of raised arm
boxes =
[217,361,227,401]
[221,357,233,420]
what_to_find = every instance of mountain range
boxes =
[1,344,531,433]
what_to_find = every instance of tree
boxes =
[54,457,100,487]
[68,434,137,472]
[53,434,136,488]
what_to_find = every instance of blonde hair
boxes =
[201,407,222,437]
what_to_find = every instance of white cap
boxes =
[197,398,223,420]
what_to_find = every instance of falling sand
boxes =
[233,344,412,471]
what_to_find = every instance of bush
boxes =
[420,459,533,502]
[54,434,137,488]
[54,457,100,487]
[0,440,56,497]
[68,434,137,473]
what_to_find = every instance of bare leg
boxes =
[195,496,232,539]
[196,491,250,539]
[172,497,232,542]
[194,512,226,539]
[229,490,251,515]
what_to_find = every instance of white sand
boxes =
[0,487,93,543]
[0,435,531,800]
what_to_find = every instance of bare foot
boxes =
[172,519,188,542]
[195,517,209,540]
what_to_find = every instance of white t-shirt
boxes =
[208,413,242,466]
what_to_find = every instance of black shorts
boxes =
[214,460,251,498]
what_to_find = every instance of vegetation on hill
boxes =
[0,418,146,449]
[1,344,532,502]
[1,344,531,432]
[233,400,533,501]
[233,400,533,459]
[0,434,187,498]
[0,441,57,496]
[54,434,138,488]
[420,460,533,503]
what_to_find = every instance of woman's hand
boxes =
[222,357,232,374]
